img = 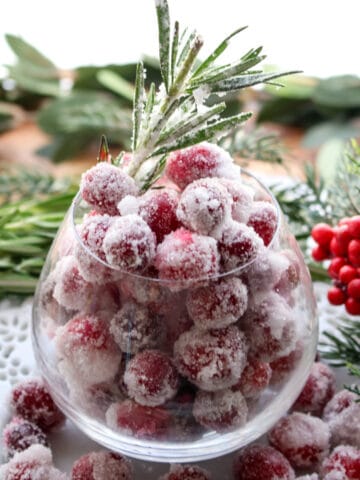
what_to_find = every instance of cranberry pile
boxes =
[311,217,360,315]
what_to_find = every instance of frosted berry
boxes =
[55,314,121,386]
[103,214,156,273]
[219,178,254,223]
[137,188,181,242]
[71,451,134,480]
[321,445,360,480]
[165,142,239,190]
[328,257,347,279]
[75,243,122,284]
[247,201,277,246]
[80,162,138,215]
[110,302,159,354]
[11,378,65,432]
[323,389,360,447]
[119,274,166,308]
[243,293,297,362]
[348,215,360,238]
[186,277,248,330]
[338,264,357,284]
[327,286,347,305]
[124,350,179,406]
[295,475,319,480]
[174,325,248,391]
[268,412,330,468]
[176,178,232,236]
[218,221,263,271]
[311,245,330,262]
[233,358,272,398]
[78,213,113,260]
[2,417,48,459]
[159,464,212,480]
[117,194,139,216]
[52,256,94,311]
[233,444,295,480]
[193,388,248,432]
[155,228,219,289]
[105,400,171,439]
[270,342,304,384]
[292,362,336,416]
[311,223,334,247]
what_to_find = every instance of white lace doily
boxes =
[0,283,353,478]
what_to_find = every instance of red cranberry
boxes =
[311,245,330,262]
[233,444,295,480]
[11,379,65,432]
[247,201,277,246]
[330,237,347,257]
[174,325,248,391]
[347,278,360,300]
[71,451,134,480]
[80,162,138,215]
[159,464,211,480]
[270,342,304,384]
[339,264,357,284]
[193,388,248,432]
[328,257,347,279]
[2,417,48,459]
[348,239,360,266]
[311,223,334,247]
[347,215,360,238]
[321,445,360,480]
[219,178,254,223]
[233,358,272,398]
[78,213,113,260]
[335,224,352,250]
[327,286,347,305]
[345,296,360,315]
[105,400,171,439]
[268,412,330,468]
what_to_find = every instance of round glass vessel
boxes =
[32,170,318,463]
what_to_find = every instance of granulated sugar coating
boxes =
[71,451,134,480]
[233,358,272,399]
[193,388,248,432]
[0,444,66,480]
[78,213,113,260]
[295,475,319,480]
[270,342,304,385]
[10,379,65,432]
[268,412,330,468]
[105,400,171,439]
[165,142,240,190]
[119,274,165,307]
[55,314,121,386]
[186,277,248,330]
[247,200,277,246]
[80,162,138,215]
[75,242,122,284]
[322,389,360,447]
[218,221,263,271]
[233,444,295,480]
[103,214,156,272]
[321,445,360,480]
[155,228,219,288]
[124,350,179,406]
[110,301,159,354]
[173,325,248,391]
[176,178,232,236]
[219,178,254,223]
[159,464,212,480]
[292,362,336,416]
[2,417,48,460]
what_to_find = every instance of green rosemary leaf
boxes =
[170,35,203,95]
[96,69,135,102]
[142,82,156,134]
[176,29,197,68]
[170,21,180,84]
[192,26,247,78]
[140,154,167,192]
[5,34,57,71]
[155,0,171,91]
[132,62,145,151]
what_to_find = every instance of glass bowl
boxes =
[31,170,318,463]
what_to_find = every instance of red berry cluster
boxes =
[311,217,360,315]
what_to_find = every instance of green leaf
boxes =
[170,20,180,84]
[313,75,360,108]
[155,0,171,91]
[316,138,346,187]
[302,122,360,148]
[176,30,197,68]
[5,34,57,70]
[7,66,61,97]
[132,62,145,150]
[265,73,317,99]
[96,69,135,102]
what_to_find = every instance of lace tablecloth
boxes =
[0,283,352,478]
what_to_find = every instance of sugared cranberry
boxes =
[165,142,239,190]
[186,277,248,330]
[55,314,121,386]
[103,214,156,273]
[295,475,319,480]
[268,412,330,468]
[80,162,138,215]
[219,178,254,223]
[270,342,304,384]
[247,201,277,246]
[155,228,219,290]
[173,325,248,391]
[2,417,48,459]
[137,188,181,242]
[11,379,65,432]
[75,242,122,284]
[71,451,134,480]
[176,178,232,236]
[159,464,212,480]
[292,362,336,416]
[105,400,171,439]
[327,286,347,306]
[311,223,334,247]
[124,350,179,406]
[110,302,159,354]
[218,221,263,271]
[233,444,295,480]
[193,388,248,432]
[323,389,360,447]
[78,213,113,260]
[233,358,272,398]
[119,274,166,308]
[321,445,360,480]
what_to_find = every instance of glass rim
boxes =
[70,168,282,285]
